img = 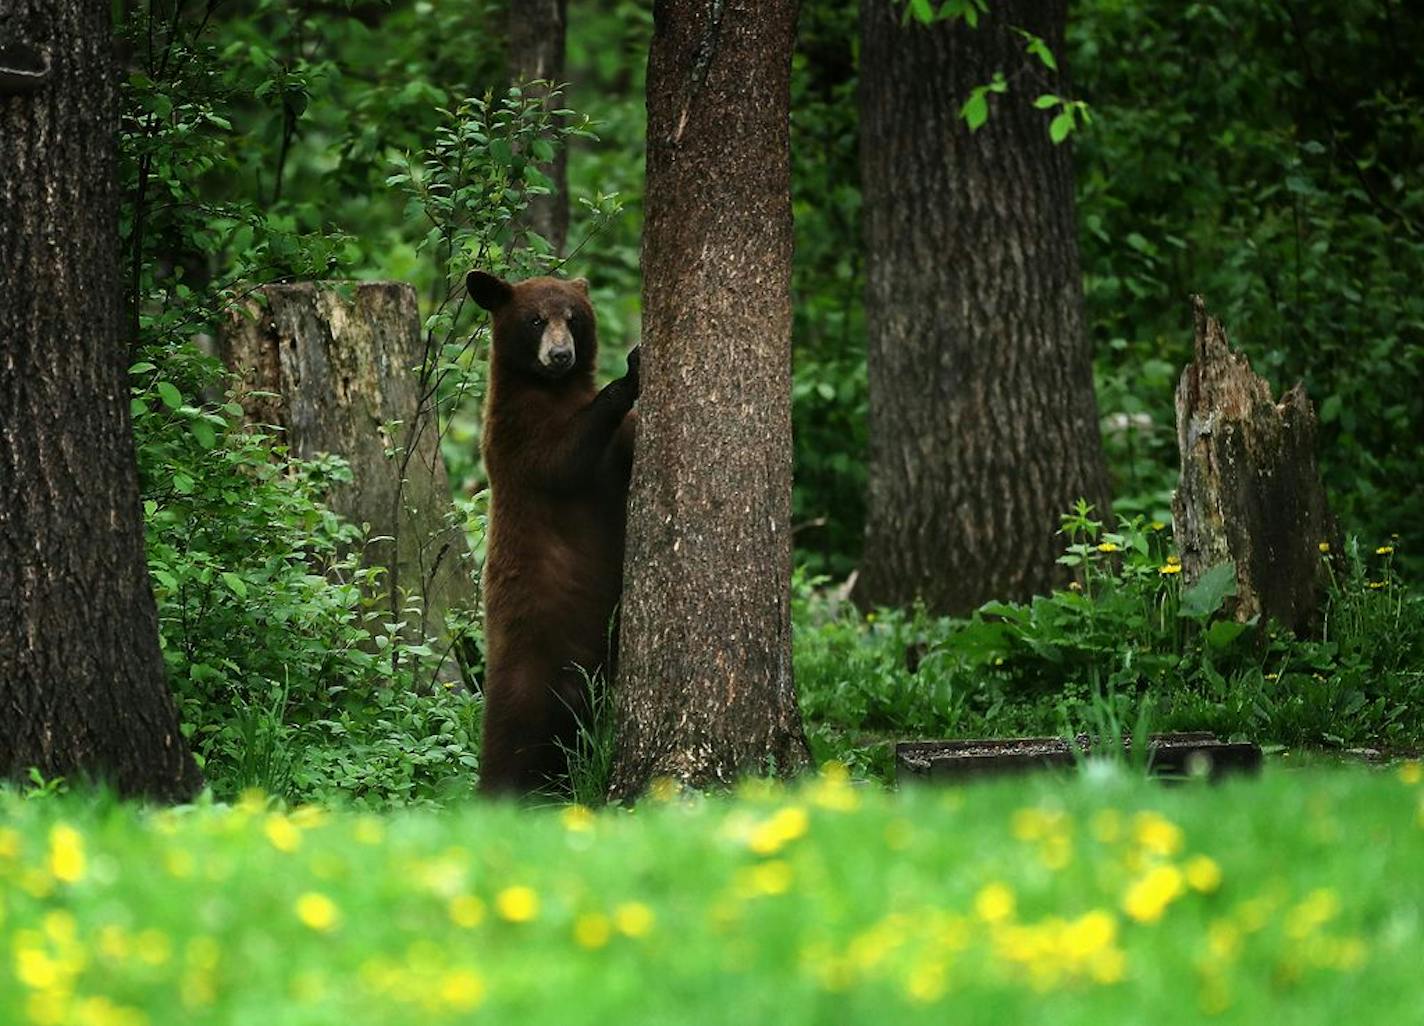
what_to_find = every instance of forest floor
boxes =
[3,763,1421,1025]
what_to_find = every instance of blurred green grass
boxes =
[2,764,1421,1026]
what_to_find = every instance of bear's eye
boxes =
[529,315,545,328]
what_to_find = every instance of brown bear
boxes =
[467,271,638,797]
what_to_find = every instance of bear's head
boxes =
[467,271,597,384]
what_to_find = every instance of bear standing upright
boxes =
[468,271,638,796]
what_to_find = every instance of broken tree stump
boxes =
[219,282,476,679]
[1172,296,1338,634]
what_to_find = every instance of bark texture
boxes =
[853,0,1111,615]
[1173,296,1337,633]
[0,0,201,800]
[220,283,476,673]
[509,0,569,255]
[611,0,809,798]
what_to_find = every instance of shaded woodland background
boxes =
[3,0,1422,801]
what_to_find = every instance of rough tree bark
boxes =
[853,0,1111,615]
[221,283,477,676]
[1173,296,1338,633]
[509,0,569,255]
[610,0,809,798]
[0,0,201,800]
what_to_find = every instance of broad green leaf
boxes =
[1049,111,1074,144]
[221,572,248,598]
[156,381,183,410]
[1179,560,1237,620]
[962,92,988,132]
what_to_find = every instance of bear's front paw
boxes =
[623,345,641,399]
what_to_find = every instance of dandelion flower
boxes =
[573,913,612,950]
[295,892,339,932]
[1318,542,1330,554]
[1133,812,1184,857]
[264,814,301,853]
[439,968,486,1011]
[496,885,539,923]
[1123,865,1185,923]
[449,895,485,928]
[1159,563,1183,575]
[1376,545,1394,556]
[614,901,656,937]
[48,824,86,883]
[1399,761,1422,786]
[1185,855,1222,893]
[561,804,596,833]
[974,882,1015,923]
[1097,542,1120,553]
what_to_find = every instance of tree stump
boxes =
[1172,296,1338,633]
[220,282,476,678]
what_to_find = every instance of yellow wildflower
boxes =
[294,892,339,932]
[135,929,172,966]
[1376,545,1394,555]
[496,885,539,923]
[974,882,1015,923]
[614,901,656,937]
[1133,811,1184,857]
[1399,761,1422,785]
[573,913,612,950]
[1285,888,1339,939]
[264,814,301,853]
[1159,563,1183,575]
[747,806,809,855]
[48,824,86,883]
[448,895,485,928]
[1151,521,1167,531]
[438,968,486,1011]
[1318,542,1330,554]
[904,960,947,1003]
[15,946,61,989]
[561,804,596,832]
[1185,855,1222,894]
[1097,542,1120,553]
[1123,864,1185,923]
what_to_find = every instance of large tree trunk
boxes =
[610,0,809,798]
[1173,296,1338,633]
[852,0,1111,615]
[0,0,201,800]
[220,283,477,678]
[509,0,569,255]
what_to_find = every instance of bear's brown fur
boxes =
[468,271,638,796]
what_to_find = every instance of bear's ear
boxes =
[467,271,513,311]
[568,277,589,296]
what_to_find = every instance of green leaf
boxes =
[221,572,248,598]
[156,381,183,410]
[128,361,156,374]
[1033,94,1060,110]
[1319,394,1342,424]
[961,91,989,132]
[1179,561,1238,620]
[1206,619,1250,649]
[1049,111,1074,144]
[191,420,217,450]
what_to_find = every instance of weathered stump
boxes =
[1172,296,1338,633]
[220,282,476,679]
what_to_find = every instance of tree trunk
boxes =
[509,0,569,255]
[0,0,201,800]
[1173,296,1338,633]
[610,0,809,798]
[852,0,1111,615]
[220,283,477,677]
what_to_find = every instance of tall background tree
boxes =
[852,0,1111,615]
[509,0,570,255]
[611,0,809,798]
[0,0,201,800]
